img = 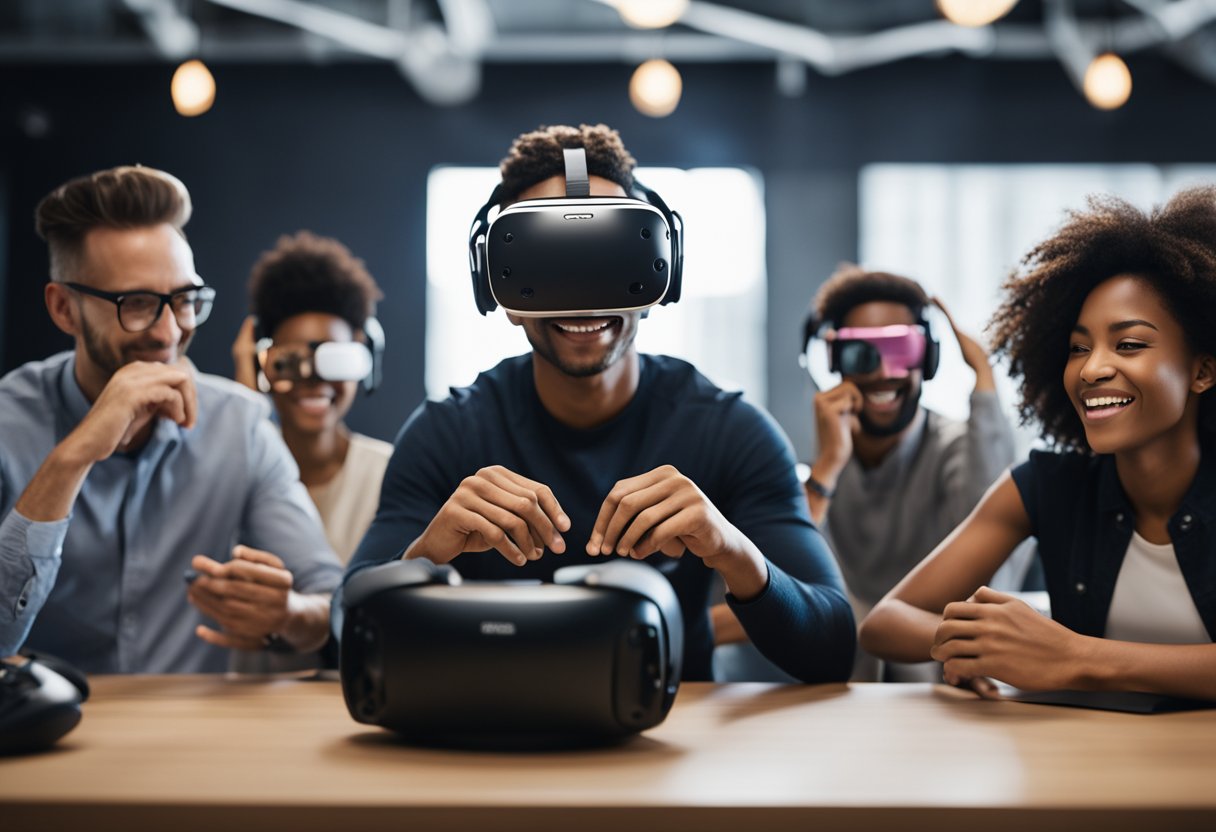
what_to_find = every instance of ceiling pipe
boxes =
[122,0,200,59]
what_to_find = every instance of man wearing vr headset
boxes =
[233,231,391,563]
[0,166,342,672]
[344,124,855,683]
[801,265,1016,680]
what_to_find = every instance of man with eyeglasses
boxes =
[0,165,343,673]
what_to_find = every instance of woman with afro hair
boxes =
[232,231,391,563]
[859,187,1216,700]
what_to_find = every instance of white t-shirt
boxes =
[307,432,394,563]
[1104,531,1210,644]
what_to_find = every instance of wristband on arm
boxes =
[803,473,835,500]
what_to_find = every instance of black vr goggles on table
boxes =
[337,558,684,749]
[467,147,684,316]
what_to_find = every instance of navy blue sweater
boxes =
[347,354,855,681]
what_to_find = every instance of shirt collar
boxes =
[1095,453,1129,514]
[58,352,93,427]
[1096,445,1216,524]
[1180,445,1216,525]
[849,406,927,484]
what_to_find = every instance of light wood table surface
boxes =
[2,675,1214,831]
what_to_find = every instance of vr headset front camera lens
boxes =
[836,341,882,376]
[831,325,928,378]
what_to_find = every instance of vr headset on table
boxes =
[337,558,684,749]
[800,307,941,389]
[0,651,90,756]
[467,147,684,316]
[254,316,385,395]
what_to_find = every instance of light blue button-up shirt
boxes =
[0,352,344,673]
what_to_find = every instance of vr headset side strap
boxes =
[633,179,683,305]
[563,147,590,197]
[468,184,506,315]
[362,316,385,394]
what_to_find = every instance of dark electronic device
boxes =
[338,558,683,748]
[800,304,942,386]
[467,147,684,316]
[999,685,1216,714]
[0,652,89,755]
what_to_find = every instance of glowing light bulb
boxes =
[936,0,1019,27]
[611,0,688,29]
[171,60,216,117]
[629,59,682,118]
[1083,53,1132,110]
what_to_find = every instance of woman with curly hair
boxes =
[859,187,1216,699]
[232,231,391,563]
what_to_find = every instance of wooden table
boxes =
[2,676,1214,831]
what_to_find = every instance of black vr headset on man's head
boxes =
[467,147,684,316]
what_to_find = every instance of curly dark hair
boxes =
[498,123,636,203]
[803,263,930,348]
[989,187,1216,450]
[248,231,383,339]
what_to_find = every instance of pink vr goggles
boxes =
[830,324,928,378]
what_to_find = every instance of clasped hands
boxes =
[407,464,747,572]
[930,586,1084,699]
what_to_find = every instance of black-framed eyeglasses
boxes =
[63,281,216,333]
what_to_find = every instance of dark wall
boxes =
[3,55,1214,452]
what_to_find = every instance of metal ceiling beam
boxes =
[121,0,200,58]
[204,0,407,59]
[3,0,1216,96]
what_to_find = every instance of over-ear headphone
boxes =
[801,304,941,381]
[467,148,684,316]
[253,314,385,395]
[467,183,507,316]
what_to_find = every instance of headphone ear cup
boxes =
[361,317,385,394]
[665,210,683,305]
[634,184,681,307]
[468,186,503,316]
[468,234,496,315]
[827,339,841,374]
[922,335,940,380]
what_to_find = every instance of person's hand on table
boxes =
[931,586,1086,698]
[403,465,570,567]
[587,464,768,601]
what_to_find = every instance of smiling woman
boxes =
[1065,276,1202,458]
[857,187,1216,701]
[238,231,392,564]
